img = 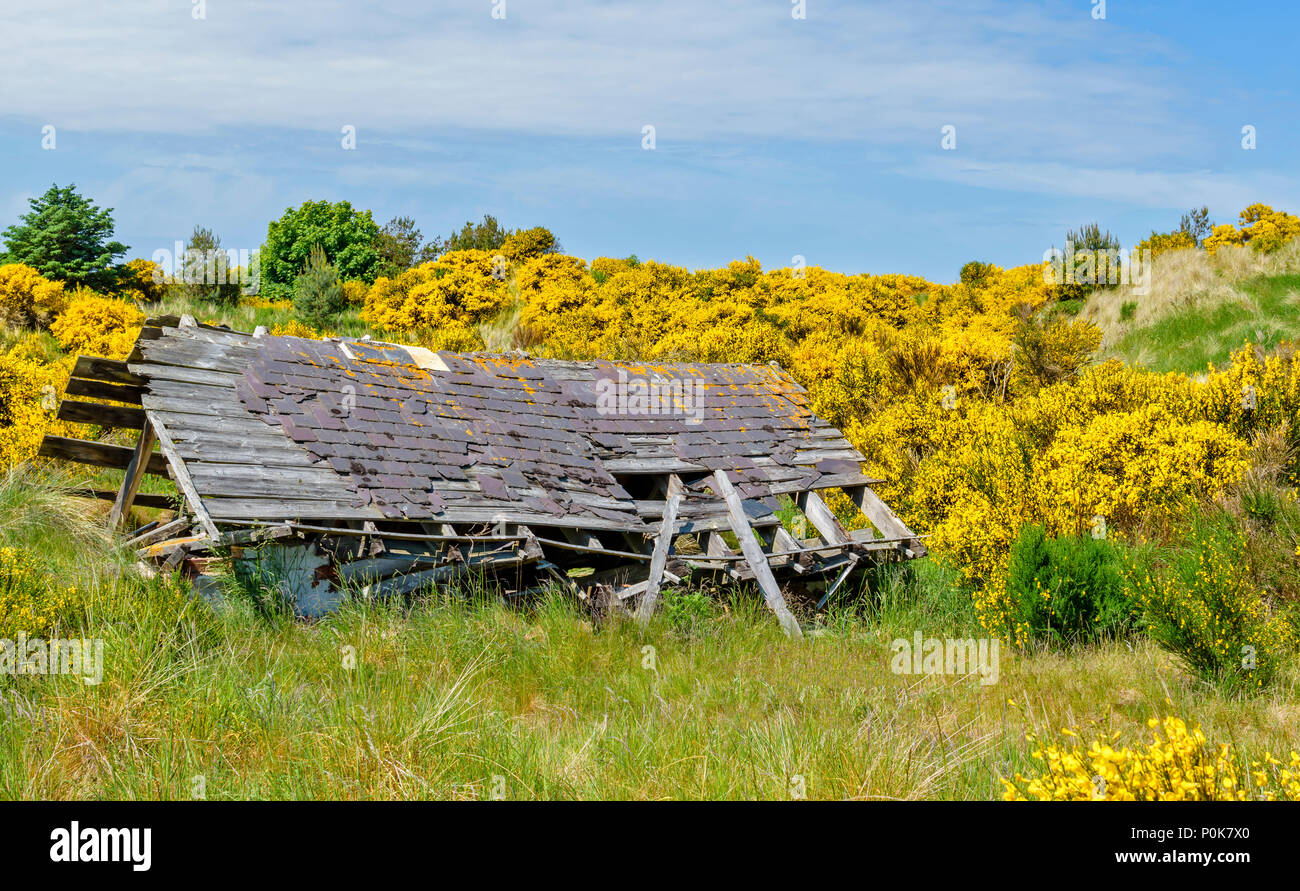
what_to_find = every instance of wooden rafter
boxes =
[713,469,802,638]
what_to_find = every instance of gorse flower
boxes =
[1004,716,1300,801]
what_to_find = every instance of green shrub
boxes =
[662,589,716,635]
[1004,524,1135,645]
[1126,510,1296,691]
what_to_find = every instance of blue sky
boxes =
[1,0,1296,283]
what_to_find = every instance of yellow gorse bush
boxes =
[0,263,67,329]
[363,249,509,336]
[1204,204,1300,254]
[49,291,144,360]
[1004,716,1300,801]
[0,348,75,469]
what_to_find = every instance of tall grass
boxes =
[1085,242,1300,372]
[1,532,1295,799]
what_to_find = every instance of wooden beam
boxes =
[38,435,169,475]
[71,356,144,387]
[636,474,685,626]
[150,417,221,541]
[64,377,143,405]
[78,489,175,510]
[797,490,852,545]
[853,486,926,556]
[108,420,158,529]
[57,399,147,429]
[713,470,802,638]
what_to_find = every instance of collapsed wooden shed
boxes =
[39,316,924,635]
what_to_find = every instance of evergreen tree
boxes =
[293,243,345,327]
[1,184,128,290]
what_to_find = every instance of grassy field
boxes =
[1087,242,1300,373]
[5,249,1300,800]
[2,470,1297,800]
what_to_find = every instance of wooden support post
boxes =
[797,489,851,545]
[108,419,157,530]
[713,470,802,638]
[151,417,220,542]
[853,486,926,556]
[636,474,684,626]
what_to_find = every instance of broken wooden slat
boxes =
[57,399,147,430]
[72,356,144,387]
[64,377,143,405]
[38,435,170,475]
[816,560,858,609]
[109,419,158,529]
[128,517,190,548]
[636,474,685,625]
[81,489,175,510]
[713,469,803,638]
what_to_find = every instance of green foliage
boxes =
[662,589,717,635]
[1005,524,1135,645]
[960,261,995,288]
[1055,221,1122,302]
[1119,300,1137,321]
[180,225,241,305]
[1179,206,1213,247]
[0,184,128,290]
[434,214,511,256]
[262,200,380,300]
[292,244,345,328]
[373,215,437,279]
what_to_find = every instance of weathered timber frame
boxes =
[39,317,926,632]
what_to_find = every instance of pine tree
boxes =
[293,244,345,327]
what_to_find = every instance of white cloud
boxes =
[0,0,1204,163]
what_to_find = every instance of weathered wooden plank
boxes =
[797,490,851,545]
[147,411,277,438]
[712,469,802,638]
[138,339,259,372]
[38,435,170,475]
[58,399,147,430]
[109,420,158,528]
[636,474,684,626]
[150,418,221,541]
[187,463,344,487]
[854,486,926,556]
[64,377,143,405]
[141,380,244,405]
[187,468,352,499]
[127,517,190,548]
[203,497,384,521]
[129,363,244,389]
[72,356,144,387]
[790,448,866,464]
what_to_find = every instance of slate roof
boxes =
[127,320,875,531]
